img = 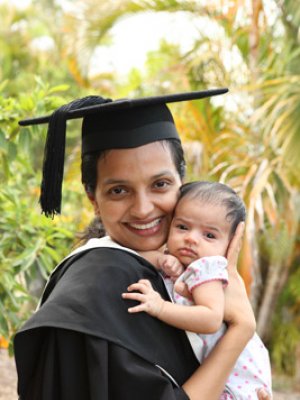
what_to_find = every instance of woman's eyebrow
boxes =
[103,178,129,185]
[103,171,175,185]
[152,170,176,179]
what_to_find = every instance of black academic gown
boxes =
[14,243,199,400]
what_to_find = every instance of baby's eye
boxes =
[176,224,188,231]
[205,232,215,239]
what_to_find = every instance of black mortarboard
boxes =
[19,88,228,217]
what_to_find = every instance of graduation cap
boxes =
[19,88,228,217]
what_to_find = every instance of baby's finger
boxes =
[127,304,146,313]
[138,279,152,288]
[127,282,148,293]
[122,292,145,302]
[163,261,183,276]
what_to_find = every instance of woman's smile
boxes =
[126,217,162,232]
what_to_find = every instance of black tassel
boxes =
[40,95,111,217]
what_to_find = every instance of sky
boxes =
[2,0,249,111]
[3,0,277,82]
[1,0,227,76]
[90,11,219,76]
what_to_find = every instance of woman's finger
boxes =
[226,221,245,271]
[256,388,271,399]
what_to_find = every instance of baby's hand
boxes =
[122,279,165,318]
[159,254,184,281]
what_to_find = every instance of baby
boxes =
[122,181,272,400]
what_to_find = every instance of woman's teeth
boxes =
[129,218,161,230]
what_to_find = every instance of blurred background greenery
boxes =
[0,0,299,392]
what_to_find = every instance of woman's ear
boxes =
[86,190,101,217]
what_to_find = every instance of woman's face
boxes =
[90,142,182,251]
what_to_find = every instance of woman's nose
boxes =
[130,192,155,219]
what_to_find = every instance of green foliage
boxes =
[0,2,78,96]
[271,263,300,375]
[0,84,83,346]
[259,219,296,267]
[0,185,75,339]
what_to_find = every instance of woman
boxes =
[14,90,270,399]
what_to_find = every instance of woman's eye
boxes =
[109,187,127,195]
[154,180,169,189]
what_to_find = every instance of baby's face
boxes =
[167,197,232,267]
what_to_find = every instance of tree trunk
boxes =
[247,221,261,314]
[249,0,263,84]
[294,342,300,390]
[256,260,289,341]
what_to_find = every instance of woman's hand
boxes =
[224,224,271,399]
[122,279,165,318]
[224,222,256,335]
[256,388,272,399]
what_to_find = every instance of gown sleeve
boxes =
[20,328,190,400]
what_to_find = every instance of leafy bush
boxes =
[271,263,300,375]
[0,82,88,350]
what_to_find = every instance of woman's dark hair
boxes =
[79,139,186,242]
[179,181,246,237]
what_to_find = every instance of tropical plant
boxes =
[0,83,88,349]
[271,259,300,376]
[0,1,78,97]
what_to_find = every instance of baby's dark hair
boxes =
[179,181,246,237]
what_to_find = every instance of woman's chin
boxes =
[133,237,166,252]
[121,232,167,252]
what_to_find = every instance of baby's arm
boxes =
[122,278,225,334]
[139,251,184,280]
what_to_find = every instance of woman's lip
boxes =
[125,217,163,236]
